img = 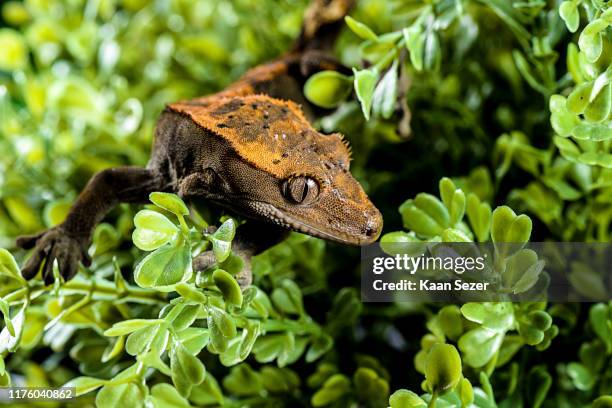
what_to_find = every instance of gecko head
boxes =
[213,150,383,245]
[271,170,384,245]
[171,94,383,245]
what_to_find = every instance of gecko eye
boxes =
[283,176,320,205]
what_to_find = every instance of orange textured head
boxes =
[169,94,382,245]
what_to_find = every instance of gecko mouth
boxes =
[216,197,379,246]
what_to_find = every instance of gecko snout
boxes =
[360,206,383,244]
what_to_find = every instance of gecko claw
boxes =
[17,226,89,283]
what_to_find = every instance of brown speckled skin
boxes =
[16,0,382,286]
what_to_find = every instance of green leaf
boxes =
[380,231,424,256]
[578,151,612,168]
[415,193,450,229]
[218,252,245,275]
[102,336,125,363]
[344,16,378,41]
[0,248,24,282]
[439,178,456,210]
[278,334,305,367]
[134,209,177,234]
[461,303,514,332]
[593,396,612,408]
[491,206,532,257]
[92,223,120,255]
[353,68,378,120]
[95,383,144,408]
[424,343,462,393]
[238,321,260,361]
[513,50,550,95]
[372,60,398,119]
[568,262,607,300]
[271,279,304,315]
[171,341,206,395]
[134,241,192,290]
[0,307,27,353]
[0,298,14,337]
[223,364,263,396]
[177,328,210,355]
[261,366,300,392]
[305,334,333,362]
[566,362,595,391]
[304,71,353,109]
[441,228,471,242]
[132,210,178,251]
[458,378,474,407]
[458,327,504,368]
[572,123,612,141]
[213,269,243,306]
[550,106,581,138]
[389,389,427,408]
[437,305,464,341]
[64,376,107,396]
[208,315,229,353]
[252,334,286,363]
[147,383,191,408]
[208,306,236,339]
[189,374,224,405]
[0,371,9,387]
[423,29,440,71]
[589,303,611,350]
[150,192,189,216]
[175,283,208,303]
[466,194,491,242]
[449,190,466,226]
[311,374,351,407]
[559,1,579,33]
[206,219,236,263]
[403,26,425,71]
[171,305,200,331]
[529,311,552,331]
[104,319,162,337]
[578,20,605,62]
[584,83,611,122]
[353,367,389,407]
[590,66,612,101]
[526,366,552,408]
[566,82,593,115]
[503,249,544,294]
[401,203,443,237]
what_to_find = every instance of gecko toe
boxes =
[19,227,90,282]
[81,249,92,267]
[42,244,59,285]
[21,242,51,280]
[16,232,44,250]
[61,253,80,281]
[193,251,216,272]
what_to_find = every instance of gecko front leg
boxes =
[17,167,167,284]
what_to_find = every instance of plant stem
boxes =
[61,279,167,304]
[5,278,166,305]
[260,318,320,335]
[428,391,438,408]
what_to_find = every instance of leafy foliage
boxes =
[0,0,610,407]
